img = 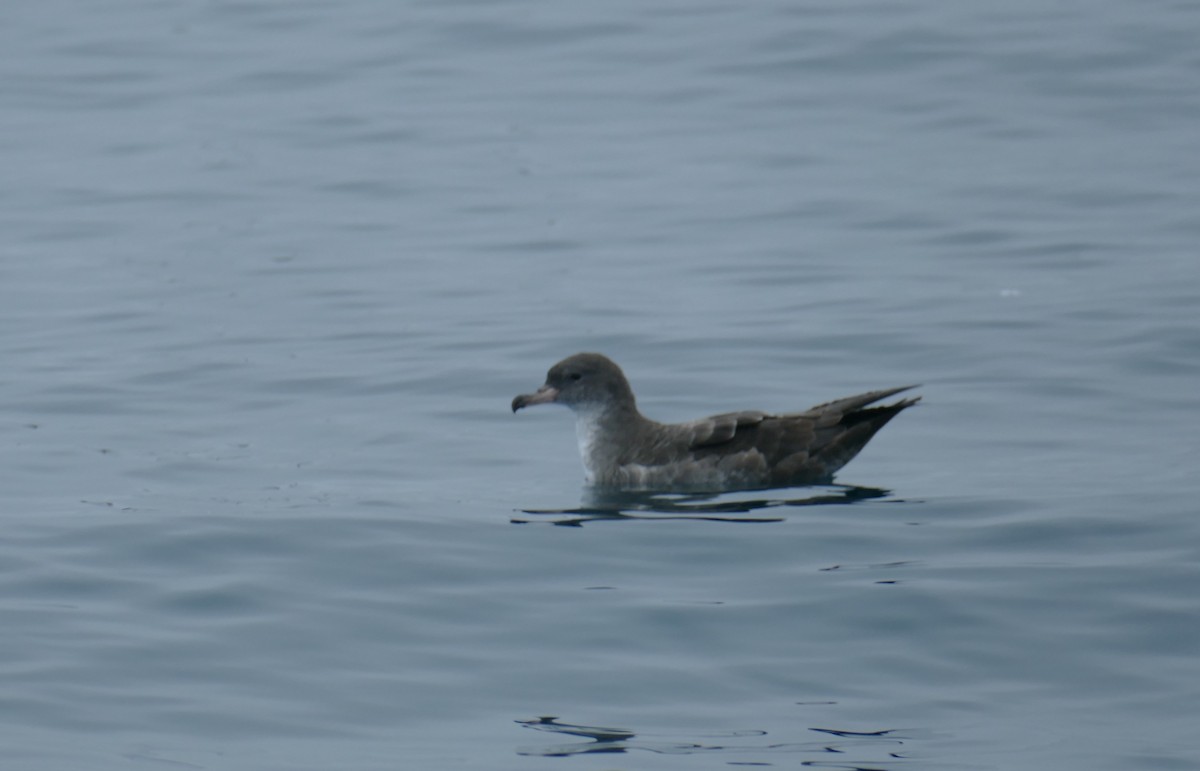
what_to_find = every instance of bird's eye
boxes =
[569,372,582,381]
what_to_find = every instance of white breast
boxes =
[573,410,604,483]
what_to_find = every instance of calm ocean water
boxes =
[3,1,1199,769]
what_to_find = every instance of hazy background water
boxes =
[3,1,1199,769]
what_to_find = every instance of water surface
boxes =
[3,1,1199,769]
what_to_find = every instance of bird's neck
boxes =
[572,403,651,482]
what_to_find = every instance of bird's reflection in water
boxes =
[513,484,893,526]
[515,716,766,757]
[515,716,910,764]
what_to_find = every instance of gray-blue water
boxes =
[3,1,1199,768]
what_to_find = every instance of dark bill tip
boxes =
[512,385,558,413]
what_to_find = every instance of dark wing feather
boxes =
[687,410,767,448]
[795,385,921,423]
